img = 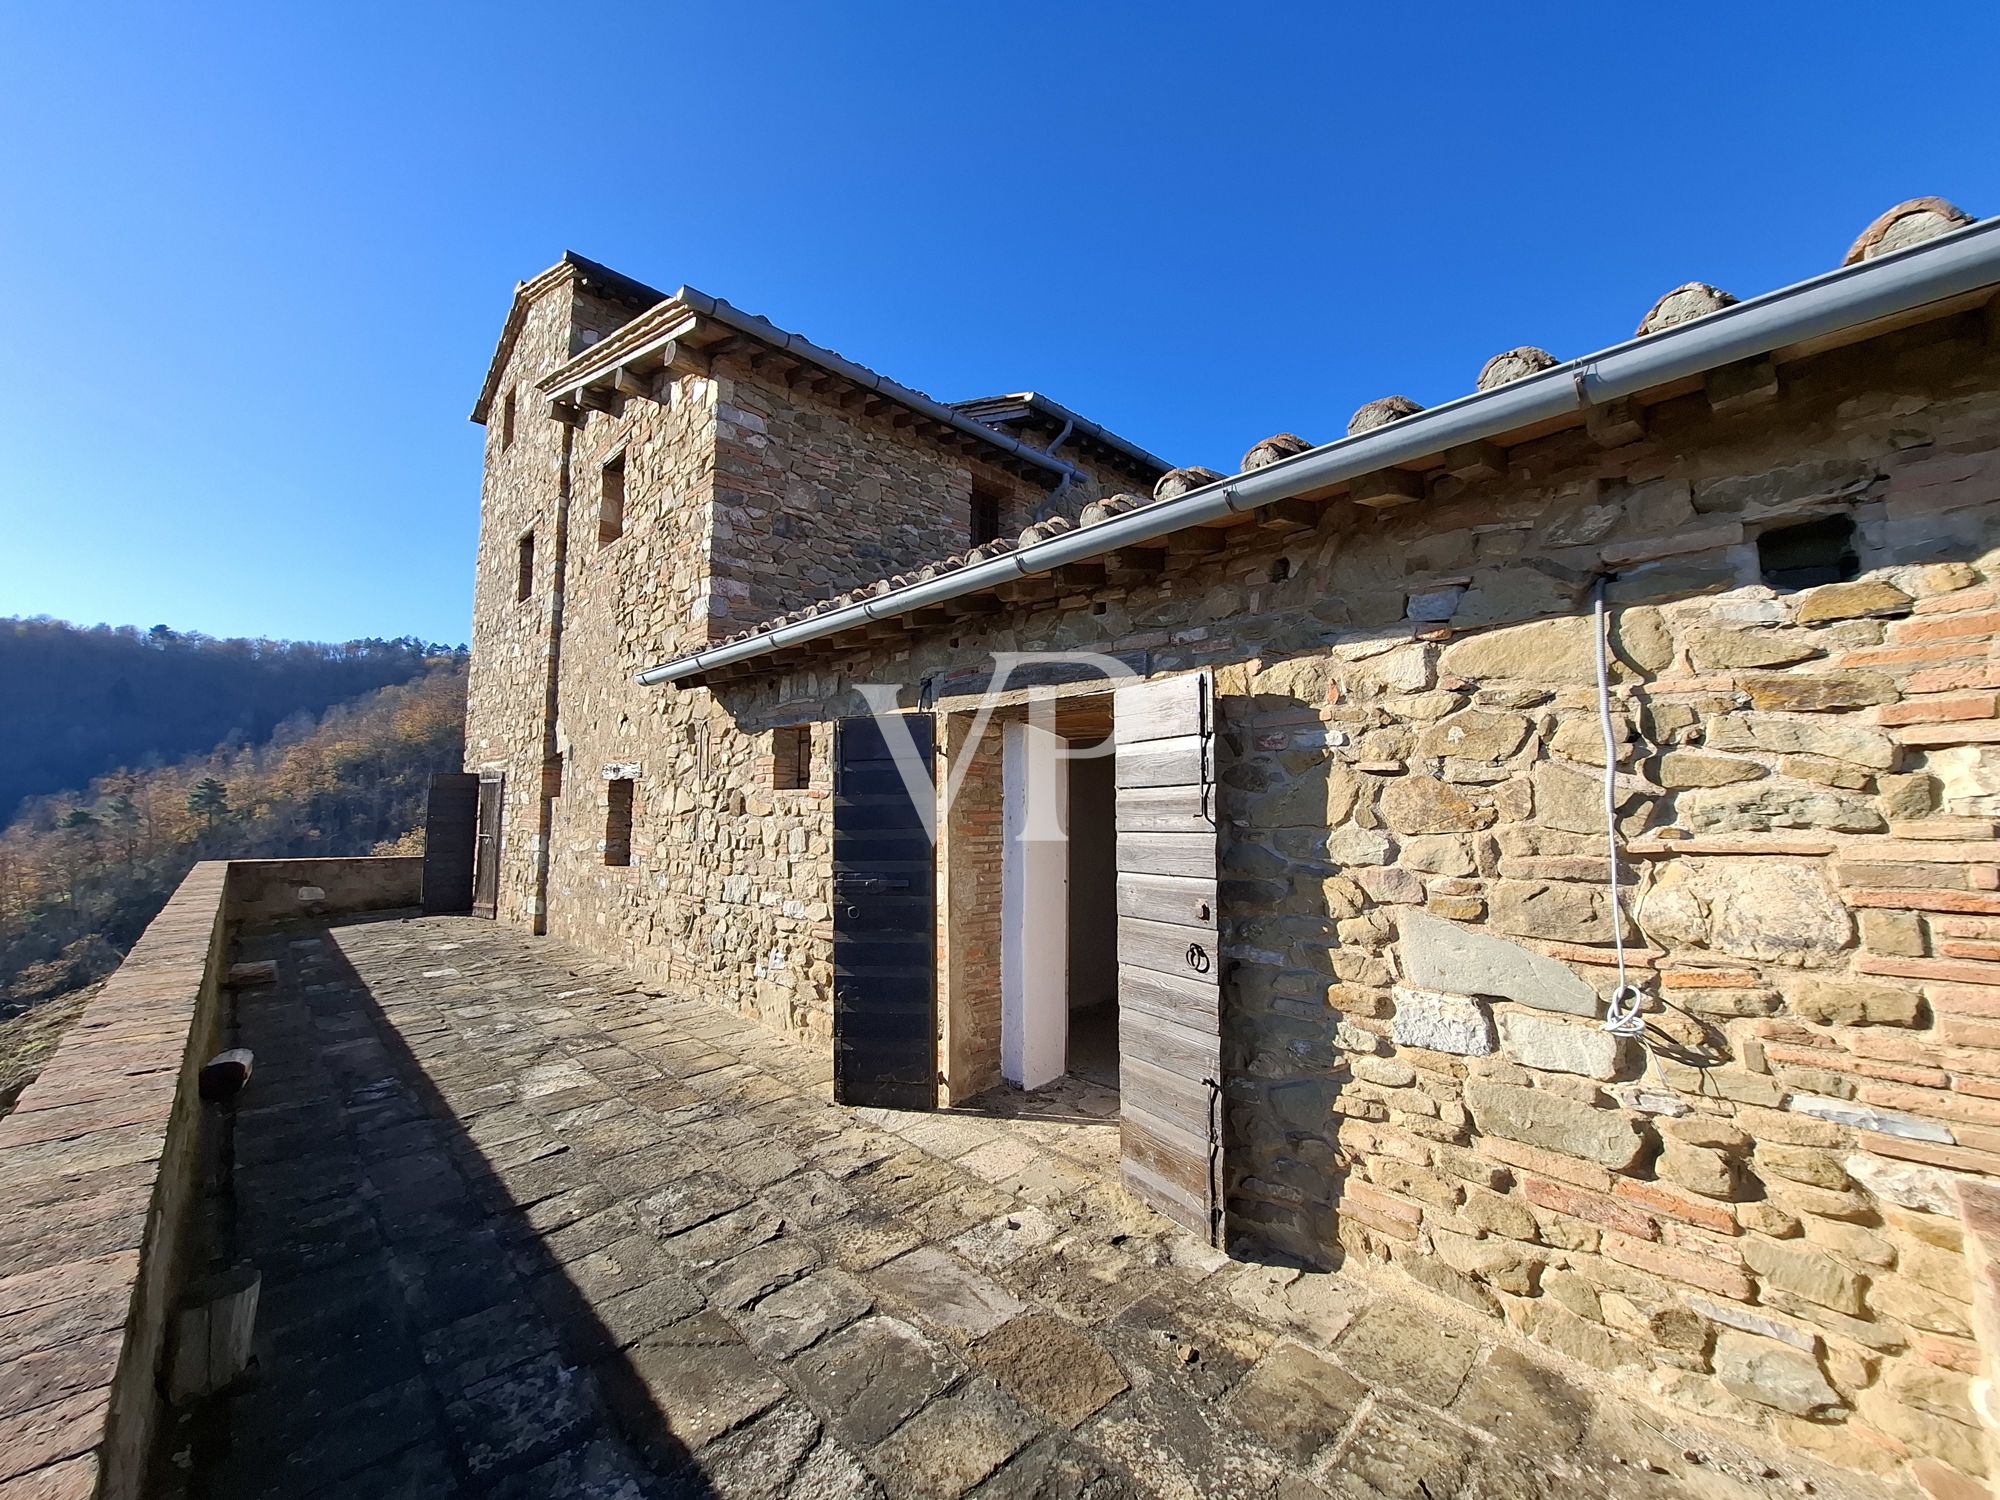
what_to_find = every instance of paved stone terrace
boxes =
[173,915,1899,1500]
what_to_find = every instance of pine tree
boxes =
[187,777,230,832]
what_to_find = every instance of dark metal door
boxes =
[473,775,504,919]
[832,713,937,1109]
[423,773,480,915]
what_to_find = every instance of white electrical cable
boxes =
[1594,580,1649,1038]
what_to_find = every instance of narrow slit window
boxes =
[971,482,1003,547]
[598,453,626,546]
[516,530,535,601]
[604,778,634,866]
[1758,514,1858,591]
[501,389,517,450]
[773,726,811,790]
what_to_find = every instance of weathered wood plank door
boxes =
[473,774,504,919]
[423,773,479,915]
[833,713,938,1109]
[1113,671,1224,1244]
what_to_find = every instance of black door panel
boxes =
[832,713,937,1109]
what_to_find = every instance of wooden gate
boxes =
[473,774,504,919]
[832,713,938,1109]
[422,773,479,915]
[1113,671,1224,1245]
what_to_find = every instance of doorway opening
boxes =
[1065,723,1119,1091]
[998,695,1119,1097]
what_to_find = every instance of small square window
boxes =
[604,778,634,866]
[516,530,535,601]
[773,726,812,790]
[598,453,626,547]
[1758,514,1858,592]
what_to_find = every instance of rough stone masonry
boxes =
[462,202,2000,1495]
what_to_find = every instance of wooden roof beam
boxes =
[1350,469,1425,509]
[1706,355,1781,413]
[1253,497,1322,532]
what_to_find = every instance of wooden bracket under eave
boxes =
[1349,469,1426,509]
[944,593,1005,617]
[1165,528,1228,555]
[1441,440,1507,482]
[1584,399,1647,447]
[1254,497,1322,532]
[1705,355,1781,413]
[1050,561,1109,588]
[612,368,656,404]
[1101,546,1167,579]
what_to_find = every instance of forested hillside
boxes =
[0,617,457,819]
[0,658,468,1106]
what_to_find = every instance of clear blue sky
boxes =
[2,3,1995,647]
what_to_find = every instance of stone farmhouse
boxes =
[454,200,2000,1491]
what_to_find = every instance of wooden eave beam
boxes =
[1052,561,1108,588]
[1583,398,1647,448]
[945,593,1004,617]
[1102,549,1167,585]
[613,368,656,403]
[1441,440,1507,481]
[1705,355,1781,413]
[1165,527,1227,555]
[1350,468,1426,509]
[1253,497,1322,532]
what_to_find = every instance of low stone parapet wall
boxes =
[224,855,422,923]
[0,857,421,1500]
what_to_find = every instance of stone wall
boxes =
[465,280,1133,949]
[0,858,426,1500]
[465,272,610,931]
[698,353,1137,639]
[225,856,423,921]
[463,304,2000,1491]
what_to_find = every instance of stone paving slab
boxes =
[172,916,1903,1500]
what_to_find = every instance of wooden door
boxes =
[473,774,504,919]
[833,713,938,1109]
[423,773,479,915]
[1113,671,1224,1245]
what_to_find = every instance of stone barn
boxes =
[461,201,2000,1493]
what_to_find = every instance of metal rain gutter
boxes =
[638,218,2000,688]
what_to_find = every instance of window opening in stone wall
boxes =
[604,778,634,866]
[598,452,626,546]
[971,482,1004,547]
[1758,514,1858,591]
[501,389,516,450]
[516,530,535,601]
[773,726,811,791]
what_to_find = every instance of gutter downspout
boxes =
[638,217,2000,688]
[1037,417,1077,522]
